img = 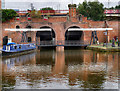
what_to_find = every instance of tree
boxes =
[77,0,89,17]
[2,9,17,22]
[40,7,54,10]
[77,1,105,21]
[40,7,55,14]
[109,7,114,9]
[115,5,120,9]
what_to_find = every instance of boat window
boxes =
[14,46,17,49]
[30,44,35,47]
[6,46,10,51]
[27,45,30,47]
[19,45,21,49]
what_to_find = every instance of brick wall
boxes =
[1,15,119,45]
[87,20,118,43]
[0,0,2,9]
[69,7,76,18]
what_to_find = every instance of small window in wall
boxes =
[6,46,10,51]
[19,45,21,49]
[14,46,17,49]
[27,45,30,47]
[28,37,32,42]
[16,25,20,29]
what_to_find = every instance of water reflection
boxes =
[2,50,118,89]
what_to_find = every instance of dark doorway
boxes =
[36,26,55,41]
[3,36,8,45]
[65,26,83,41]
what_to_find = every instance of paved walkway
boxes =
[87,45,120,52]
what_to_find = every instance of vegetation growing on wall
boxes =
[2,9,17,22]
[40,7,54,10]
[30,10,41,18]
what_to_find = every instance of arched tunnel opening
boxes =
[65,26,84,48]
[36,26,55,45]
[65,26,83,41]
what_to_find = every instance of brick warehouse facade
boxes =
[1,4,119,46]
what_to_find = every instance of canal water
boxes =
[2,49,119,89]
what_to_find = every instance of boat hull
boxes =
[2,48,36,57]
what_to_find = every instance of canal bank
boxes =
[87,45,120,52]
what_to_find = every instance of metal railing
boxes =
[65,40,89,46]
[40,41,56,46]
[38,40,90,47]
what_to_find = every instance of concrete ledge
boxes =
[87,45,120,52]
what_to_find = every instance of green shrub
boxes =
[2,9,17,22]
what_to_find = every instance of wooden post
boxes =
[106,29,108,47]
[118,20,120,47]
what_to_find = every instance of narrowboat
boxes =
[1,42,36,56]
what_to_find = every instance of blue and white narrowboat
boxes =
[1,42,36,56]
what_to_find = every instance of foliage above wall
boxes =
[2,9,17,22]
[40,7,54,10]
[115,5,120,9]
[77,1,105,21]
[106,5,120,9]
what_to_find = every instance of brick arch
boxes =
[65,24,84,41]
[65,24,81,32]
[39,25,56,37]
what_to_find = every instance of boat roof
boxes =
[7,42,16,45]
[6,42,35,46]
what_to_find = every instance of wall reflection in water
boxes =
[2,50,118,89]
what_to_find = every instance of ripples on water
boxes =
[1,49,119,89]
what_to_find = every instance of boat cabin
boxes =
[3,42,36,51]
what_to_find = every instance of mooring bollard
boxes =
[118,41,120,47]
[103,42,105,47]
[112,38,115,47]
